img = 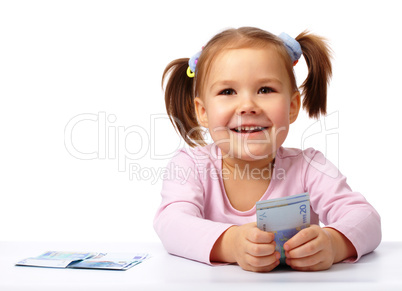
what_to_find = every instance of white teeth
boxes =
[234,126,265,132]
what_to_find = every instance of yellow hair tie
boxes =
[186,66,195,78]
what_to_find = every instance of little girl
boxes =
[154,27,381,272]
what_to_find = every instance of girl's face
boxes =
[195,47,300,161]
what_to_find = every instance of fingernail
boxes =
[275,253,281,260]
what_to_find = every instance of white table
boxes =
[0,241,400,291]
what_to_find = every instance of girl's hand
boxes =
[231,223,281,272]
[283,225,356,271]
[211,222,280,272]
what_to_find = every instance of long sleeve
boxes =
[302,149,382,261]
[154,146,382,265]
[153,150,234,264]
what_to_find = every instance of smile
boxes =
[231,126,268,134]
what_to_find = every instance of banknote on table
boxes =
[15,251,98,268]
[256,193,310,264]
[69,252,149,270]
[16,251,149,270]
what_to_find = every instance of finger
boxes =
[247,228,275,244]
[284,227,318,252]
[246,242,277,257]
[246,252,281,268]
[286,252,323,269]
[287,257,331,272]
[285,239,321,259]
[243,260,280,273]
[241,254,281,273]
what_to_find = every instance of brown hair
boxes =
[162,27,332,147]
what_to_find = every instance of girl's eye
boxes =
[219,88,236,95]
[258,87,274,94]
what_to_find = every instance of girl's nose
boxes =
[236,96,261,115]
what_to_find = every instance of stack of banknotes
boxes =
[256,193,310,264]
[16,251,150,270]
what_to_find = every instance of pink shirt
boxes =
[154,144,381,264]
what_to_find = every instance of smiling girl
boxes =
[154,27,381,272]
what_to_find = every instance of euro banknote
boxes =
[16,251,149,270]
[256,193,310,264]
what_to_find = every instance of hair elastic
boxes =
[278,32,302,65]
[186,33,301,78]
[187,51,201,78]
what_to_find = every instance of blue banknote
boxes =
[16,251,149,270]
[256,193,310,264]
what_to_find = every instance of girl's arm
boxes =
[153,150,234,264]
[283,148,381,270]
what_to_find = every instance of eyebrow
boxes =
[256,78,283,86]
[210,78,283,90]
[210,80,234,90]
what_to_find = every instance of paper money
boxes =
[16,251,149,270]
[256,193,310,264]
[16,251,97,268]
[69,253,149,270]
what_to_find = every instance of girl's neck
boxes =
[222,154,276,175]
[220,153,276,211]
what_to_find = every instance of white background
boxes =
[0,0,401,243]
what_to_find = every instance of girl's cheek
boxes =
[269,100,291,123]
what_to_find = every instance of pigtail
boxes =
[162,58,205,147]
[296,31,332,118]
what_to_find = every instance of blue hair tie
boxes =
[278,32,302,64]
[187,51,202,78]
[187,33,300,78]
[189,51,201,72]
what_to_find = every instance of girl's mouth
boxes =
[231,126,268,134]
